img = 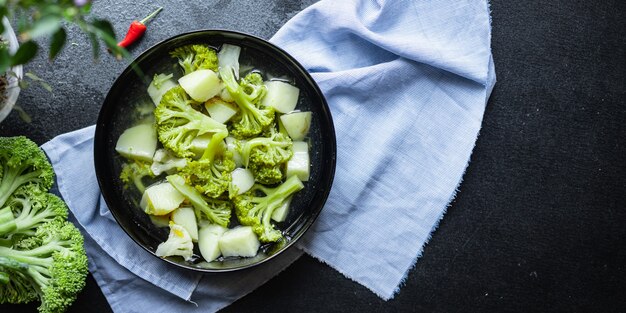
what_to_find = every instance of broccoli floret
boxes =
[0,186,68,238]
[220,63,274,138]
[150,149,187,176]
[167,174,231,227]
[180,131,235,198]
[233,175,304,243]
[155,222,194,261]
[170,44,219,75]
[120,160,155,194]
[239,126,293,167]
[0,219,88,313]
[248,162,284,185]
[155,86,228,158]
[237,126,292,185]
[0,137,54,209]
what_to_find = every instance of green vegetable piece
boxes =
[120,160,155,193]
[154,85,227,158]
[220,65,274,138]
[167,174,232,228]
[233,175,304,243]
[180,131,235,198]
[170,44,218,75]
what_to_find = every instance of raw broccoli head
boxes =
[220,67,274,138]
[233,175,304,243]
[0,186,68,238]
[155,86,227,158]
[170,44,219,75]
[180,132,235,198]
[0,256,38,304]
[0,136,54,209]
[0,219,88,313]
[119,160,155,193]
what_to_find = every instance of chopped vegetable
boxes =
[285,141,310,181]
[234,175,304,243]
[178,69,221,102]
[148,73,177,106]
[155,222,193,261]
[229,168,255,197]
[261,80,300,113]
[171,207,198,242]
[170,44,219,75]
[218,226,260,258]
[271,195,293,223]
[280,111,312,141]
[140,182,185,215]
[198,224,227,262]
[115,123,157,162]
[167,174,231,227]
[155,86,227,158]
[205,98,238,124]
[120,160,155,193]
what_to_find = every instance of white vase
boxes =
[0,17,24,123]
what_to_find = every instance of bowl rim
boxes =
[94,29,336,273]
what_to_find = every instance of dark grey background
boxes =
[1,0,625,312]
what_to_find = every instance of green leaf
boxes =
[39,81,52,92]
[12,105,32,123]
[26,15,61,39]
[87,31,99,59]
[24,72,43,81]
[92,19,116,39]
[49,28,67,59]
[10,41,38,66]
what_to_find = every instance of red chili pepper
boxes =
[117,7,163,48]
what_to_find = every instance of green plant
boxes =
[0,0,124,75]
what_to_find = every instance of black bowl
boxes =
[94,30,336,272]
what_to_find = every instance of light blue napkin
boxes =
[42,0,495,310]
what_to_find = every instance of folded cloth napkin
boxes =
[42,0,495,311]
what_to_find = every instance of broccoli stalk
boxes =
[234,175,304,242]
[0,220,88,313]
[0,256,38,304]
[0,137,54,209]
[167,174,232,227]
[219,65,274,138]
[181,131,235,198]
[170,44,219,75]
[0,207,16,235]
[0,187,68,238]
[155,86,228,158]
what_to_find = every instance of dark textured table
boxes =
[2,1,625,312]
